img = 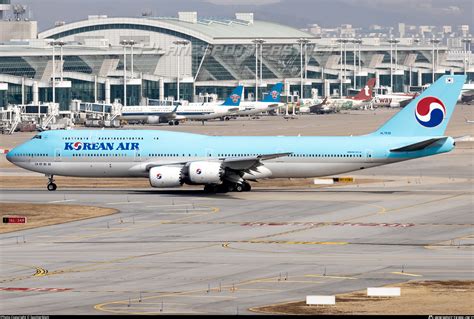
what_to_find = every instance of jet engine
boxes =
[242,166,272,180]
[389,102,400,108]
[187,161,224,184]
[149,166,184,187]
[147,115,161,124]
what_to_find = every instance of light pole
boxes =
[353,39,362,88]
[120,40,131,106]
[49,40,65,104]
[336,39,349,97]
[387,35,396,91]
[387,38,399,90]
[344,40,347,89]
[252,39,265,101]
[253,40,258,101]
[461,38,471,76]
[339,39,342,97]
[351,39,356,89]
[173,40,189,101]
[56,41,65,82]
[411,38,420,87]
[129,40,136,78]
[430,38,440,83]
[260,39,266,86]
[297,38,310,100]
[51,43,56,104]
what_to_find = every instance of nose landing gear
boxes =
[47,175,57,191]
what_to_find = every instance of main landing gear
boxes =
[204,181,251,193]
[47,175,57,191]
[168,120,180,125]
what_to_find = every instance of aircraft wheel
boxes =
[174,120,180,125]
[234,184,243,192]
[242,182,251,192]
[47,183,57,191]
[204,184,215,193]
[168,121,174,126]
[217,184,229,193]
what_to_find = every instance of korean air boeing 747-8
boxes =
[6,75,465,193]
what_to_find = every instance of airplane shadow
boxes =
[3,188,415,197]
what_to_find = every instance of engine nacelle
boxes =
[149,166,184,188]
[187,161,224,184]
[242,166,272,180]
[389,102,400,108]
[147,115,160,124]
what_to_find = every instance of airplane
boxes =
[120,104,185,126]
[236,83,285,116]
[6,75,465,193]
[372,92,418,108]
[299,97,332,114]
[325,78,376,109]
[459,83,474,104]
[175,86,243,121]
[119,86,243,125]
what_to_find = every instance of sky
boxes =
[11,0,474,31]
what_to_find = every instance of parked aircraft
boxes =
[325,78,376,109]
[176,86,243,121]
[120,104,184,125]
[299,98,332,114]
[236,83,285,116]
[120,86,243,124]
[372,93,418,108]
[459,83,474,104]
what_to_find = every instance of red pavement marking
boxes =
[0,287,72,292]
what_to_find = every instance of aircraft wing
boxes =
[141,152,291,172]
[161,105,180,119]
[390,137,448,152]
[220,152,292,170]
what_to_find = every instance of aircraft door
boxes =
[54,149,61,162]
[365,149,373,162]
[134,150,141,162]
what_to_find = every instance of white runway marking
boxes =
[146,207,209,211]
[153,212,202,215]
[105,201,141,205]
[48,199,77,203]
[145,204,195,208]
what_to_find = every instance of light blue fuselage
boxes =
[6,129,454,179]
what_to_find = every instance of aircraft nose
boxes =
[5,145,21,164]
[5,149,13,163]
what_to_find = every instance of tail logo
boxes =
[271,90,279,99]
[230,94,240,103]
[363,85,370,97]
[415,96,446,128]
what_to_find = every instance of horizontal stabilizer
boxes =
[390,137,447,152]
[453,135,472,142]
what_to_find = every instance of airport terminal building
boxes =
[0,8,472,109]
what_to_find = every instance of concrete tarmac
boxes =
[0,107,473,314]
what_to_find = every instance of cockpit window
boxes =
[32,135,42,139]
